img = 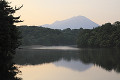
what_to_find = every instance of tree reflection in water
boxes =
[78,48,120,73]
[15,48,120,73]
[0,55,21,80]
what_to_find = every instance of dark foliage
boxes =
[77,21,120,48]
[18,26,80,46]
[0,0,22,80]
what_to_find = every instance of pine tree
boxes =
[0,0,23,58]
[0,0,22,80]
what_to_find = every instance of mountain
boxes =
[42,16,99,29]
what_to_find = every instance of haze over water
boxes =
[15,46,120,80]
[1,0,120,80]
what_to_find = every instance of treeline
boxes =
[18,26,80,45]
[77,21,120,48]
[18,21,120,47]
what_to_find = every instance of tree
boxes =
[77,21,120,48]
[0,0,22,80]
[0,0,23,58]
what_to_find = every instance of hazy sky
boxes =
[9,0,120,26]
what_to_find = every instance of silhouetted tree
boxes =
[0,0,22,80]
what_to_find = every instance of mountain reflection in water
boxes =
[54,59,92,72]
[15,46,120,73]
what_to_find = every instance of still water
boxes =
[15,45,120,80]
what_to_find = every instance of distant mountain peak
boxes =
[42,16,99,29]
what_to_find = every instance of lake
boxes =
[15,45,120,80]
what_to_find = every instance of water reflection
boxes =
[0,55,21,80]
[15,47,120,73]
[15,49,80,65]
[54,59,92,72]
[78,48,120,73]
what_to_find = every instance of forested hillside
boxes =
[18,26,80,45]
[18,21,120,47]
[77,21,120,48]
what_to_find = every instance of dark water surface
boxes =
[15,46,120,80]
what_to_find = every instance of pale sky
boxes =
[9,0,120,26]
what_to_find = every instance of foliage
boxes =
[77,21,120,48]
[0,0,22,80]
[18,26,80,45]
